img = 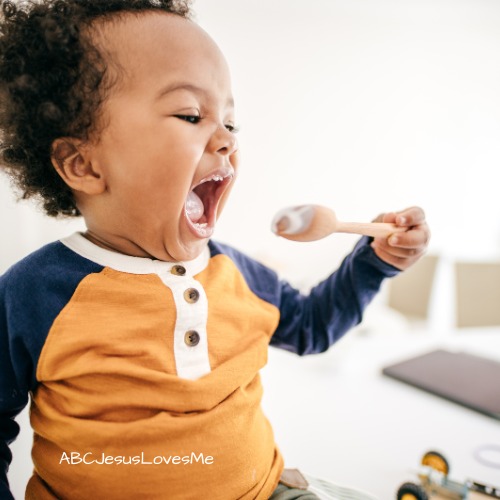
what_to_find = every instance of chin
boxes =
[180,239,207,262]
[166,229,208,263]
[166,165,235,263]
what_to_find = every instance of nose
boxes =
[209,124,238,157]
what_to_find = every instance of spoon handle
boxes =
[337,221,408,238]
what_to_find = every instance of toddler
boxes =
[0,1,430,499]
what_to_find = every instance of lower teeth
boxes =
[194,222,208,228]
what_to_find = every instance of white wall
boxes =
[2,0,500,305]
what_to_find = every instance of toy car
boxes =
[397,451,500,500]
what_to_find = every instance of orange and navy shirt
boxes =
[0,233,399,500]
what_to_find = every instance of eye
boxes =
[225,124,240,134]
[175,115,201,124]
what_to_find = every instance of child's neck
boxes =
[81,230,160,260]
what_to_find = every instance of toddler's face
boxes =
[78,13,239,262]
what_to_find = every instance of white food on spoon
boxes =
[271,205,315,235]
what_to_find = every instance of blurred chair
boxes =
[455,262,500,328]
[388,255,439,321]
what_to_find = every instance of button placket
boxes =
[158,270,211,380]
[182,284,201,347]
[171,272,200,345]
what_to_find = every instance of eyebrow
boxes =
[156,82,234,108]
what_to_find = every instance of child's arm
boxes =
[270,235,399,355]
[210,207,427,356]
[0,277,31,500]
[271,206,429,354]
[209,235,400,356]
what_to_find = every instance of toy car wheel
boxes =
[421,450,450,476]
[397,482,429,500]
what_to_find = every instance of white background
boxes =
[3,0,500,498]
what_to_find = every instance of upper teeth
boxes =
[199,173,230,184]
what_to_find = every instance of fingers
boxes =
[382,212,397,224]
[370,205,429,271]
[372,235,428,258]
[371,222,430,269]
[370,242,423,271]
[374,207,426,227]
[383,222,431,248]
[393,206,426,227]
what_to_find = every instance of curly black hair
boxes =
[0,0,192,217]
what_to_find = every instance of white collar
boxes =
[60,232,210,276]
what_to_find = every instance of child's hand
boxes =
[370,206,430,271]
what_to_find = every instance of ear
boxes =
[51,138,106,196]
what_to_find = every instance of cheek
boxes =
[99,120,203,208]
[117,160,188,216]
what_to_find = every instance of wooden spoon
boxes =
[271,205,408,242]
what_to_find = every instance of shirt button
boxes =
[184,288,200,304]
[184,330,200,347]
[171,265,186,276]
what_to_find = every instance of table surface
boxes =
[7,325,500,500]
[260,327,500,500]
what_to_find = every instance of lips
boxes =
[184,166,234,238]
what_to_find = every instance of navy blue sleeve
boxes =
[0,242,103,500]
[271,236,400,354]
[209,236,400,356]
[0,281,26,500]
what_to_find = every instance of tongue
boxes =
[185,190,204,223]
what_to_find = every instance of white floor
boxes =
[7,317,500,500]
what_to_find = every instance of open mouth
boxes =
[184,167,234,239]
